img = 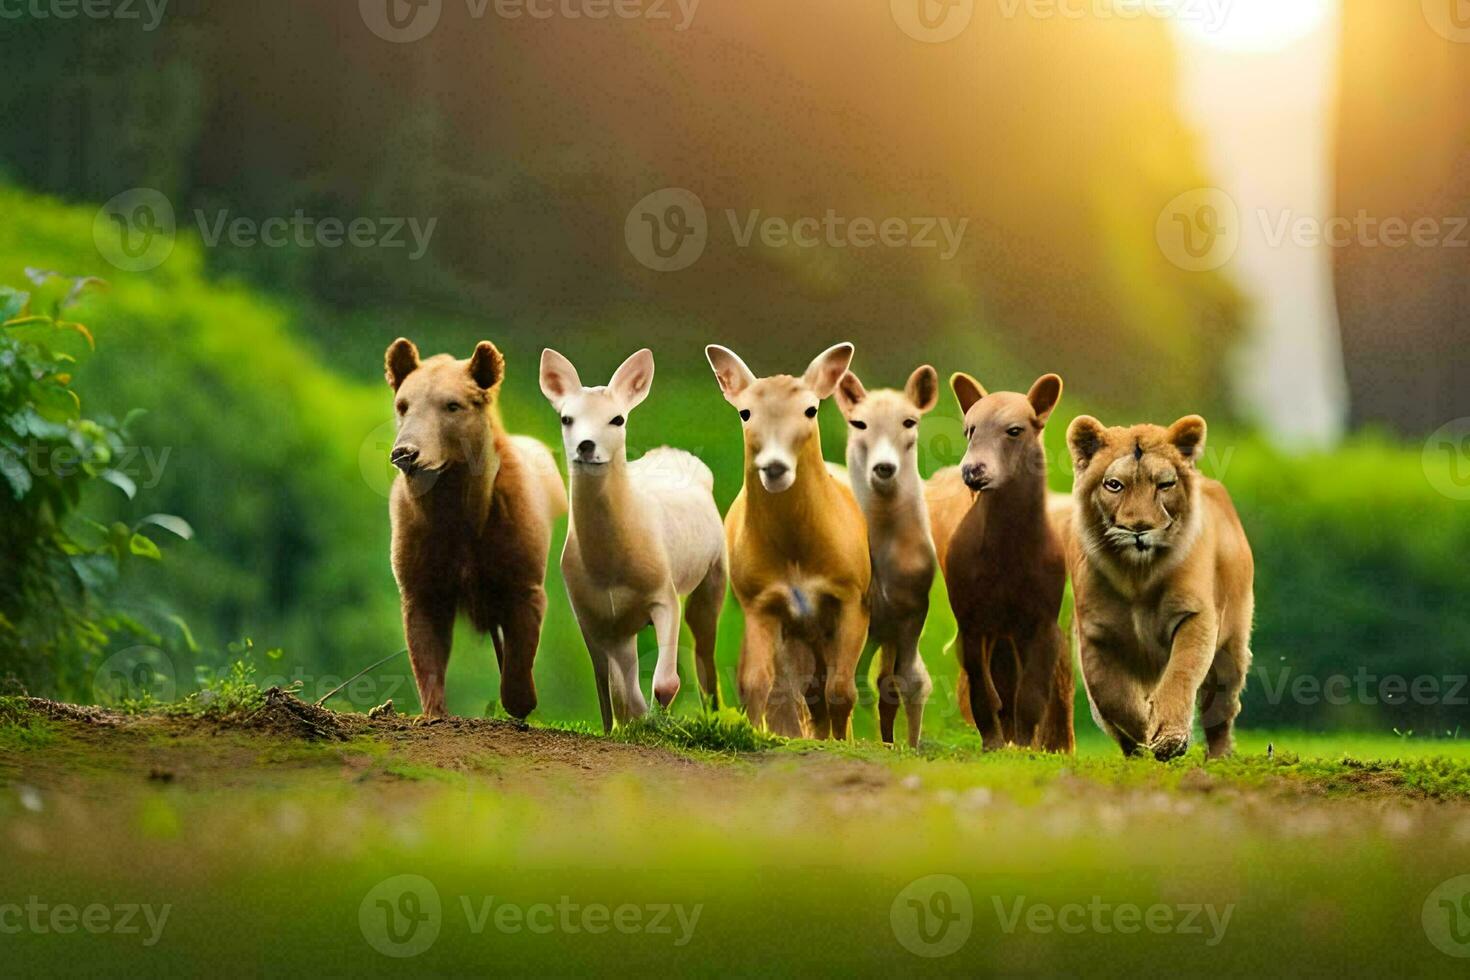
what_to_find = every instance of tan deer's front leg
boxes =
[822,596,869,741]
[1147,610,1218,761]
[738,606,779,731]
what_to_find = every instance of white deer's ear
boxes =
[803,343,855,400]
[834,371,867,417]
[539,348,582,404]
[906,365,940,414]
[609,348,655,410]
[706,345,756,403]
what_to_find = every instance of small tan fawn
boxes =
[705,343,871,739]
[834,365,940,747]
[941,371,1074,752]
[539,348,727,733]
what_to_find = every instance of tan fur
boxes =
[1065,414,1254,760]
[707,344,872,739]
[385,338,566,720]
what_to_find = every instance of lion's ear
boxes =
[1168,415,1207,466]
[1067,415,1108,470]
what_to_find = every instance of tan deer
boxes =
[539,348,727,733]
[705,343,871,739]
[834,365,940,747]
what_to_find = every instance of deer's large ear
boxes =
[1167,415,1207,466]
[1027,374,1063,425]
[803,343,856,400]
[1067,415,1108,470]
[609,348,655,411]
[834,371,867,418]
[906,365,940,414]
[539,348,582,404]
[950,372,987,415]
[705,345,757,403]
[469,342,504,390]
[385,338,420,391]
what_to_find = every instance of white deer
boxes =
[540,348,727,732]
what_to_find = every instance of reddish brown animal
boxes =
[385,338,567,720]
[943,371,1073,752]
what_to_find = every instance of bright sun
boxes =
[1169,0,1335,54]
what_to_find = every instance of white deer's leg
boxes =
[609,636,647,723]
[650,589,683,709]
[895,619,932,749]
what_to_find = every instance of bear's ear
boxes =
[539,348,581,404]
[803,343,856,400]
[705,345,757,403]
[469,341,504,390]
[1167,415,1207,466]
[1026,374,1063,425]
[950,372,987,416]
[609,348,655,411]
[905,365,940,414]
[1067,415,1108,470]
[834,371,867,418]
[385,338,420,391]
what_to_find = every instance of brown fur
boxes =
[939,372,1074,752]
[385,338,567,720]
[707,344,872,739]
[1065,414,1254,760]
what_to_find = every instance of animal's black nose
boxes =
[962,462,989,490]
[390,446,419,472]
[762,462,789,481]
[872,462,897,481]
[577,440,596,458]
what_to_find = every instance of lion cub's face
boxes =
[1067,415,1206,564]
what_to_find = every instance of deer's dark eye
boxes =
[445,402,463,413]
[739,409,751,422]
[849,420,867,430]
[396,401,408,415]
[1006,426,1024,437]
[610,416,625,427]
[1103,478,1125,493]
[561,416,573,426]
[805,406,818,419]
[903,419,918,429]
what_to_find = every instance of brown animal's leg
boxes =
[1200,637,1249,760]
[685,557,726,709]
[961,633,1006,750]
[989,638,1022,744]
[875,641,900,745]
[737,607,778,731]
[952,633,974,728]
[1147,612,1219,761]
[1079,636,1149,756]
[1039,630,1076,754]
[497,586,547,720]
[403,593,455,719]
[822,598,867,741]
[1013,624,1063,749]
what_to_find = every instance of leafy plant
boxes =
[0,269,192,695]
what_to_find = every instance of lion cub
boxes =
[1064,415,1254,760]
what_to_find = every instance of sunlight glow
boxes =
[1167,0,1334,54]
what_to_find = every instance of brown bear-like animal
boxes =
[384,338,566,720]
